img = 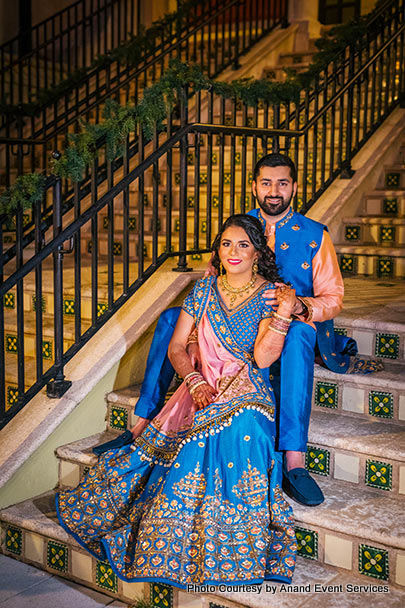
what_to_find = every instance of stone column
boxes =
[288,0,322,50]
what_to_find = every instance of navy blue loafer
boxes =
[282,466,324,506]
[92,429,133,455]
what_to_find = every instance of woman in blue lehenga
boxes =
[56,214,297,588]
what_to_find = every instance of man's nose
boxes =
[270,183,279,196]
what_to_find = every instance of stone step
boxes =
[313,360,405,423]
[341,217,405,247]
[51,433,405,589]
[363,191,405,217]
[336,247,405,279]
[4,491,404,607]
[306,410,405,496]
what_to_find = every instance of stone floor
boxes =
[0,554,127,608]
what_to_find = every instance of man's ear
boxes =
[292,181,298,198]
[252,180,257,197]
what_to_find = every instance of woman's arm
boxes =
[168,310,216,408]
[254,287,296,368]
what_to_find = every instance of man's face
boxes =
[252,165,297,217]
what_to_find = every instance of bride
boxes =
[56,214,297,588]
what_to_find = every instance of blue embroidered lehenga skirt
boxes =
[56,277,297,588]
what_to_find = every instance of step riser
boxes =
[341,225,405,246]
[364,195,405,217]
[338,252,405,279]
[0,523,147,604]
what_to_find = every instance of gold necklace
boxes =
[220,272,257,307]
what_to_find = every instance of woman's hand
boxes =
[130,417,149,440]
[274,284,296,317]
[191,382,217,410]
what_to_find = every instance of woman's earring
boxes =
[252,261,258,276]
[220,262,224,276]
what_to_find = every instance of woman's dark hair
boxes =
[211,214,284,283]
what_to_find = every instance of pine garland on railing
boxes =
[0,173,46,218]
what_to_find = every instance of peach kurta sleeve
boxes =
[295,230,344,325]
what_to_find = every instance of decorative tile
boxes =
[211,153,218,165]
[32,294,46,312]
[247,172,253,185]
[191,253,202,260]
[5,334,17,353]
[96,561,118,593]
[324,534,352,570]
[234,152,241,165]
[315,381,338,409]
[306,446,330,476]
[246,116,254,127]
[150,582,173,608]
[175,173,181,185]
[340,254,356,274]
[187,196,194,208]
[385,172,400,188]
[334,452,359,484]
[359,544,389,580]
[379,226,395,242]
[345,225,360,241]
[162,194,168,207]
[6,386,18,410]
[174,219,180,232]
[4,292,15,309]
[97,302,108,317]
[296,196,304,212]
[200,172,207,185]
[42,340,53,360]
[113,242,122,255]
[87,241,92,253]
[187,152,194,165]
[212,195,219,208]
[5,526,22,555]
[110,406,128,430]
[224,114,233,126]
[103,217,109,229]
[129,216,137,230]
[201,221,207,233]
[375,333,399,359]
[144,193,149,206]
[22,213,30,227]
[377,257,394,278]
[224,172,231,184]
[383,197,398,215]
[216,135,222,146]
[334,327,347,336]
[369,391,393,419]
[295,526,318,560]
[47,540,68,573]
[63,299,75,315]
[365,459,392,491]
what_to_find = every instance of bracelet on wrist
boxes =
[189,380,207,395]
[267,325,288,337]
[273,311,292,323]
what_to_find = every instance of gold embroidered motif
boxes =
[309,240,317,248]
[232,460,268,506]
[301,262,310,270]
[172,462,206,508]
[292,224,300,231]
[280,242,289,250]
[326,330,330,338]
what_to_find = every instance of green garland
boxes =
[0,173,46,220]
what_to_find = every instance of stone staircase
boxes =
[1,271,405,607]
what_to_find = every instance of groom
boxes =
[131,153,350,507]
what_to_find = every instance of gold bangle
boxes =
[273,311,292,323]
[267,325,287,336]
[189,381,207,395]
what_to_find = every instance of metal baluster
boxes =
[206,91,213,248]
[218,98,225,228]
[34,192,43,384]
[152,126,159,265]
[73,182,82,343]
[174,88,191,272]
[123,135,129,293]
[91,158,98,324]
[230,97,237,215]
[46,177,72,398]
[0,220,5,420]
[138,127,145,278]
[107,158,114,310]
[166,111,173,257]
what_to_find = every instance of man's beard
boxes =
[257,194,293,217]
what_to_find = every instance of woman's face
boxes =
[218,225,257,276]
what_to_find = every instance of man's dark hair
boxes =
[253,153,297,183]
[211,214,283,283]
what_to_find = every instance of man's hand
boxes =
[264,282,304,316]
[204,253,218,278]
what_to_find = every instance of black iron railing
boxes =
[1,5,404,427]
[0,0,286,190]
[0,0,140,106]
